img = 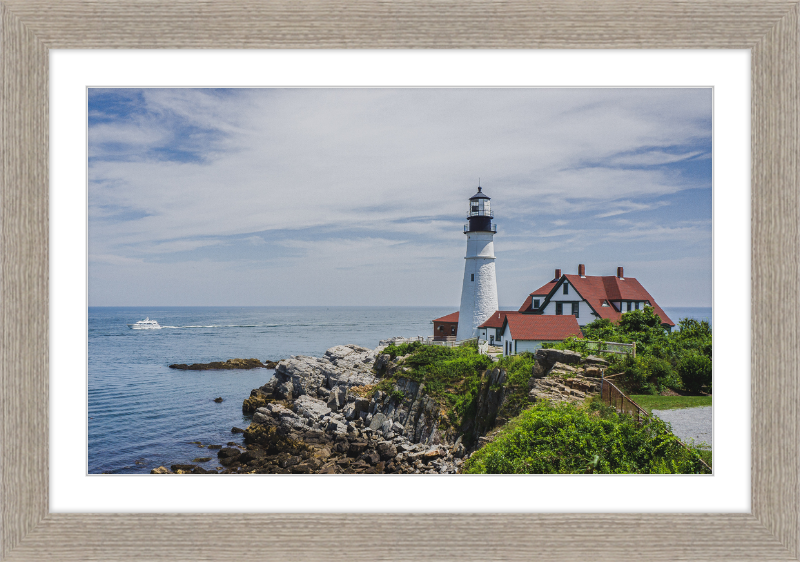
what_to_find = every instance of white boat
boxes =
[128,317,161,330]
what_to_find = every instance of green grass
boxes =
[629,394,712,415]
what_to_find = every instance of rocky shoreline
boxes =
[153,342,607,475]
[169,358,278,370]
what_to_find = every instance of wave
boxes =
[159,324,258,329]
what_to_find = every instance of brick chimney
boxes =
[617,266,624,280]
[554,268,562,280]
[578,264,585,277]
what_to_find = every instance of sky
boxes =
[88,88,712,308]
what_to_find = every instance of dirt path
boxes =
[651,406,712,448]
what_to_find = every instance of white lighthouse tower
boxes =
[456,186,498,341]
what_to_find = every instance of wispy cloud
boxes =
[88,88,712,306]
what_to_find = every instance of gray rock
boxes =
[377,441,398,460]
[369,413,387,431]
[294,395,331,419]
[535,348,583,368]
[327,386,342,412]
[584,355,609,366]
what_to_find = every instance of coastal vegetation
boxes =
[462,399,711,474]
[544,308,712,395]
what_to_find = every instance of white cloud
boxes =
[88,88,712,306]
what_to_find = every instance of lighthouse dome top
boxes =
[469,186,491,200]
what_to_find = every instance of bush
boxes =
[678,353,712,393]
[462,401,709,474]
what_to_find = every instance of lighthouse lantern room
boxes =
[456,186,499,340]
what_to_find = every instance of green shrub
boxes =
[678,353,712,393]
[462,401,709,474]
[381,342,422,359]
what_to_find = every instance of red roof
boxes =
[505,314,583,341]
[559,274,674,327]
[478,311,519,328]
[518,281,558,312]
[433,311,459,323]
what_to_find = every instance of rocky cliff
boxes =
[153,342,606,474]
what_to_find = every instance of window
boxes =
[471,273,474,282]
[626,302,632,312]
[451,326,455,334]
[601,300,609,307]
[563,283,569,295]
[555,302,563,315]
[572,302,579,317]
[438,326,443,332]
[635,302,640,310]
[533,299,540,308]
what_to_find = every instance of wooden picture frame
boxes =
[1,1,797,560]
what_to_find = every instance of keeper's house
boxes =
[434,264,673,352]
[517,264,674,330]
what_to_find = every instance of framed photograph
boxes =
[2,1,798,560]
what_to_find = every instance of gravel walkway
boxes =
[651,406,712,449]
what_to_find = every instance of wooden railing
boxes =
[600,378,711,473]
[585,340,636,358]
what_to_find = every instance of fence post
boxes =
[633,342,636,359]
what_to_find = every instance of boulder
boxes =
[584,366,603,378]
[348,441,369,457]
[217,448,241,465]
[170,464,197,472]
[377,441,397,460]
[239,449,266,463]
[150,466,172,474]
[191,457,212,463]
[361,450,381,465]
[535,348,583,368]
[294,395,331,419]
[369,413,387,431]
[213,397,224,403]
[584,355,609,366]
[327,386,346,412]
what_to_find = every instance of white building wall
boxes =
[516,340,557,354]
[540,298,595,326]
[457,232,498,340]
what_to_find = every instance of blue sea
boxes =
[88,305,710,474]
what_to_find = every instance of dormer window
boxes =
[563,283,569,295]
[602,300,609,307]
[533,299,540,309]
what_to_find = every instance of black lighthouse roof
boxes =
[465,185,495,233]
[470,186,490,200]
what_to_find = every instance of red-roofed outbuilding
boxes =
[499,314,583,356]
[432,311,459,341]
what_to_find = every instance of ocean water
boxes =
[88,305,711,474]
[88,306,454,474]
[661,307,712,328]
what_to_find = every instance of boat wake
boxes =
[158,324,258,329]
